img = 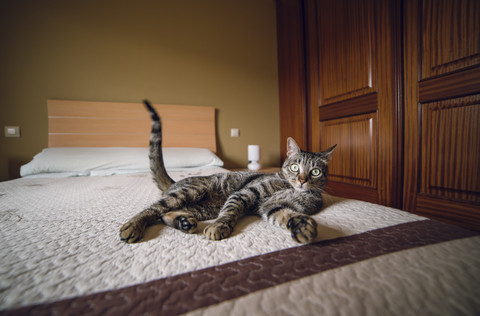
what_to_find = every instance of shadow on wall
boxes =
[214,109,235,168]
[8,157,29,179]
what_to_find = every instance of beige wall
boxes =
[0,0,280,181]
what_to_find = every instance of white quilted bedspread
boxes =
[1,169,479,314]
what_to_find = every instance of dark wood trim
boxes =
[304,0,320,152]
[416,195,480,232]
[390,0,405,210]
[402,0,421,212]
[419,66,480,102]
[276,0,308,159]
[318,93,378,121]
[325,181,378,204]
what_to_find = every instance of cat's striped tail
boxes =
[144,100,175,191]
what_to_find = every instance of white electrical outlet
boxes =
[230,128,240,137]
[4,126,20,138]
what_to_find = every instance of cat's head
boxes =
[281,137,336,192]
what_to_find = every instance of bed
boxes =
[1,100,479,315]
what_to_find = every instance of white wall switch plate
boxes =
[5,126,20,138]
[230,128,240,137]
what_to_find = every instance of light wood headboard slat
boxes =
[48,100,213,119]
[47,134,215,148]
[47,100,216,152]
[48,118,214,135]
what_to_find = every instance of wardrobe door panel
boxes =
[420,95,480,203]
[320,113,377,188]
[404,0,480,231]
[421,0,480,78]
[306,0,402,206]
[316,0,376,105]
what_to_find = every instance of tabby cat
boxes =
[119,100,336,244]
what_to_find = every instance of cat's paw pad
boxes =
[119,220,146,243]
[204,222,232,240]
[287,216,317,243]
[176,216,197,233]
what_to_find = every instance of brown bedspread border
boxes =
[2,219,477,316]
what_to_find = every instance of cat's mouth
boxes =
[294,182,309,191]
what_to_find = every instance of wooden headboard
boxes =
[47,100,216,152]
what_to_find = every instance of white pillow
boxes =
[20,147,224,177]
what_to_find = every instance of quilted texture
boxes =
[189,237,480,316]
[1,169,478,315]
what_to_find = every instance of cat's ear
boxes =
[322,144,337,160]
[287,137,301,157]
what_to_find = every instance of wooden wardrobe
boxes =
[277,0,480,231]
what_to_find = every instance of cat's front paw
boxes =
[287,215,317,243]
[204,222,232,241]
[119,220,146,243]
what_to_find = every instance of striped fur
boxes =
[144,100,175,191]
[120,100,336,244]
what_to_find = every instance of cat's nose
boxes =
[298,176,307,184]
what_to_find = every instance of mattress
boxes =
[1,168,479,315]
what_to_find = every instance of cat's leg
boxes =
[258,202,317,243]
[161,203,219,234]
[120,184,209,243]
[119,202,168,243]
[204,192,252,240]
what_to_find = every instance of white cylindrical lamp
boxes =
[248,145,261,170]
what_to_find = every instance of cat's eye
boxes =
[310,169,321,177]
[289,164,299,173]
